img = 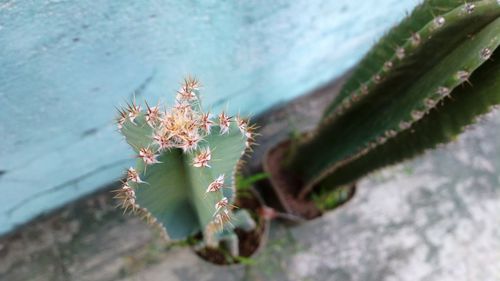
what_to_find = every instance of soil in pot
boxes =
[194,189,268,265]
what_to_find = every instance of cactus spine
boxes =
[114,78,256,256]
[282,0,500,199]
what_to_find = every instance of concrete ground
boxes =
[1,79,499,281]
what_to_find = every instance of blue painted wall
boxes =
[0,0,419,235]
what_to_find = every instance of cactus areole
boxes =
[265,0,500,218]
[114,77,264,260]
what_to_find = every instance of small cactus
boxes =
[276,0,500,200]
[114,77,256,256]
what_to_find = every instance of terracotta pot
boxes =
[262,139,356,221]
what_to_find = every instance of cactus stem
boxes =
[117,77,254,245]
[291,1,500,201]
[322,1,500,124]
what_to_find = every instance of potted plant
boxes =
[264,0,500,219]
[113,77,268,264]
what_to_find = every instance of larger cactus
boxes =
[279,0,500,200]
[113,78,256,256]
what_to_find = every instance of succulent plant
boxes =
[113,77,257,256]
[277,0,500,200]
